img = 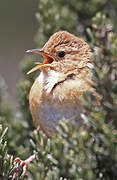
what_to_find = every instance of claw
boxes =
[12,154,36,180]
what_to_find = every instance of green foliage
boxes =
[83,12,117,179]
[29,116,117,179]
[0,126,15,179]
[0,76,13,125]
[35,0,117,47]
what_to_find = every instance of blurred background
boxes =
[0,0,38,101]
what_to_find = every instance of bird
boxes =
[27,31,93,137]
[13,31,94,179]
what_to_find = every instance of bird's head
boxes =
[27,31,92,75]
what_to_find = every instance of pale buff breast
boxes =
[37,98,83,137]
[29,70,86,137]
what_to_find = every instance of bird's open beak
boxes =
[26,49,54,74]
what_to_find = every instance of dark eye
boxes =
[58,51,65,58]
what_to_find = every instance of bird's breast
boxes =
[31,96,83,137]
[29,70,89,137]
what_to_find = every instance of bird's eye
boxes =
[58,51,65,58]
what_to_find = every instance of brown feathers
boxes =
[29,31,94,137]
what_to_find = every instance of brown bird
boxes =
[13,31,94,178]
[27,31,93,137]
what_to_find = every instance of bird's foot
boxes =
[12,154,36,180]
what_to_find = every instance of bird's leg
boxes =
[12,154,36,180]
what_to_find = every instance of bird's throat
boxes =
[37,70,66,95]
